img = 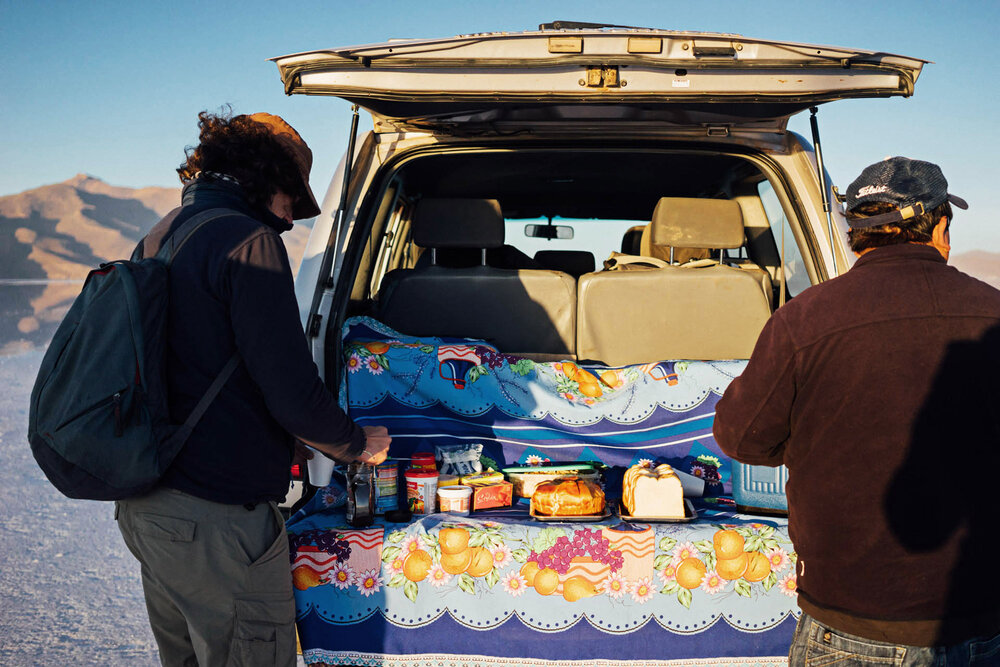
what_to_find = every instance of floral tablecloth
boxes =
[288,501,798,666]
[287,317,799,665]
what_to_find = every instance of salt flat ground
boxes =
[0,350,160,665]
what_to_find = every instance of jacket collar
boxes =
[180,177,293,233]
[853,243,946,269]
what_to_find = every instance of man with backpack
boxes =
[110,111,390,666]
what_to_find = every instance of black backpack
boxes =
[28,208,239,500]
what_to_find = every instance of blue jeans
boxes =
[789,612,1000,666]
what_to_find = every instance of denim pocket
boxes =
[804,627,905,666]
[970,630,1000,665]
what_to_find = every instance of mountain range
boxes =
[2,175,999,355]
[0,175,310,354]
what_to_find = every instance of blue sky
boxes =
[2,0,998,252]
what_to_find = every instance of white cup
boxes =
[306,447,335,487]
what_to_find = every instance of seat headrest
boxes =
[412,198,504,249]
[650,197,744,249]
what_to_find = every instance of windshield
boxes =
[507,218,639,266]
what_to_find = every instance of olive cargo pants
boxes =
[115,487,296,667]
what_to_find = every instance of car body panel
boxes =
[272,29,925,133]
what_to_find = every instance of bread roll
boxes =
[531,477,606,516]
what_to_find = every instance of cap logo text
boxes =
[857,185,889,197]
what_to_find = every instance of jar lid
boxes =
[437,485,472,497]
[405,469,439,479]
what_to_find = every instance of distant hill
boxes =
[0,175,312,354]
[0,173,311,279]
[951,250,1000,291]
[0,174,180,280]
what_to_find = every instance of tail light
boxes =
[290,464,305,481]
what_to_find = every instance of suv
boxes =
[274,23,923,389]
[273,23,925,665]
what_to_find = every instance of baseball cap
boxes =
[844,156,968,229]
[246,112,322,220]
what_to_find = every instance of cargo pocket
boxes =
[134,512,196,542]
[229,593,296,667]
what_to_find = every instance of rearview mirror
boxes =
[524,223,574,240]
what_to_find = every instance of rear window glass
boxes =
[506,218,640,265]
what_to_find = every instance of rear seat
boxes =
[576,197,773,365]
[533,250,595,278]
[376,198,577,358]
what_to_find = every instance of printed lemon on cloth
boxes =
[286,512,797,642]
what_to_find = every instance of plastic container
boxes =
[731,463,788,516]
[374,460,399,514]
[405,468,439,515]
[437,485,473,515]
[411,452,436,471]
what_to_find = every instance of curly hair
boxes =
[177,109,304,215]
[847,200,952,253]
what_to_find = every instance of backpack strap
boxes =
[153,208,242,265]
[143,207,244,448]
[602,252,671,271]
[166,354,240,449]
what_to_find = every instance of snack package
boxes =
[470,481,513,511]
[435,443,484,476]
[460,470,504,485]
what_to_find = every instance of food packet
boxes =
[436,443,484,476]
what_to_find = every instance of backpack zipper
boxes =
[112,392,124,437]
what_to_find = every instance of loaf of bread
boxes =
[622,463,684,517]
[531,477,606,516]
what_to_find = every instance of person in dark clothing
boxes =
[115,110,390,667]
[714,157,1000,664]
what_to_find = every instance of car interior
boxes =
[339,147,813,369]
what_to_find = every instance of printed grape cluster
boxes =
[473,346,520,370]
[287,529,352,564]
[529,529,624,575]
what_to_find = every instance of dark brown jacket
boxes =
[715,243,1000,645]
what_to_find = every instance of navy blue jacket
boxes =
[140,178,364,505]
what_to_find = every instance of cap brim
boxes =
[948,194,969,210]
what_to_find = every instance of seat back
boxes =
[377,198,577,357]
[576,197,772,364]
[533,250,596,278]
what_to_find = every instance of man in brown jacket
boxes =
[714,157,1000,664]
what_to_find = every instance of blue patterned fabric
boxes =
[340,316,742,494]
[285,318,799,665]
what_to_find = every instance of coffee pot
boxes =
[345,462,375,527]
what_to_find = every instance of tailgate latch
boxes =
[583,65,620,88]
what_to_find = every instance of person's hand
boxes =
[357,425,390,465]
[292,440,314,468]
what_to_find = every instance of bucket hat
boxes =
[247,112,322,220]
